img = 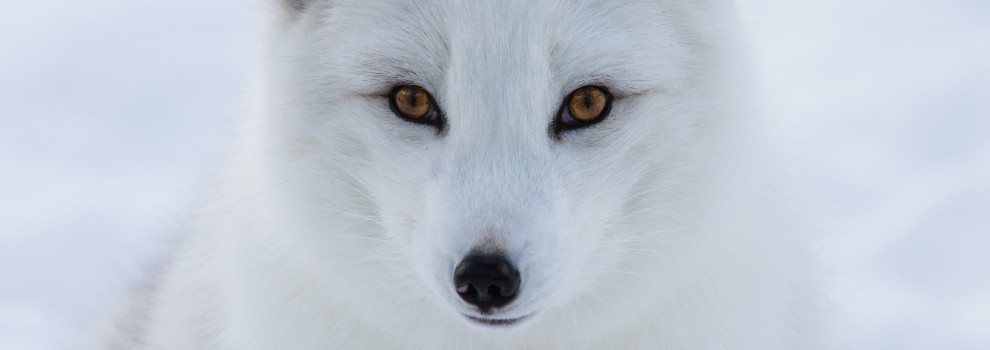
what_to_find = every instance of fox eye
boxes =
[389,85,444,129]
[554,86,612,135]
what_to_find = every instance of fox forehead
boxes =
[294,0,694,98]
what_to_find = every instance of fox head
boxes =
[255,0,750,334]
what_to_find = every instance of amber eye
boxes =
[555,86,612,134]
[389,85,443,128]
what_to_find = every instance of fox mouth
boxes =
[464,313,533,327]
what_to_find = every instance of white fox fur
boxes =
[94,0,819,348]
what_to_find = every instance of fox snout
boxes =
[453,253,521,313]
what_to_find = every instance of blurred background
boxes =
[1,0,987,348]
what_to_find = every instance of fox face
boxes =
[263,0,739,331]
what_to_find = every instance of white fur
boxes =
[96,0,819,348]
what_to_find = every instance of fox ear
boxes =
[282,0,311,12]
[277,0,316,18]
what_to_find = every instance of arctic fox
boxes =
[97,0,818,349]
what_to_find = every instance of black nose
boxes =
[453,254,521,312]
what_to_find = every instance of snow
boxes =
[1,1,987,348]
[738,1,990,348]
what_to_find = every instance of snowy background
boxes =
[1,0,987,349]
